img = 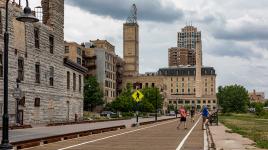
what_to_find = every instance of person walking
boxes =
[201,105,209,130]
[190,107,195,122]
[177,105,187,130]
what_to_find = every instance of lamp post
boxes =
[0,1,38,149]
[155,87,157,121]
[13,78,22,125]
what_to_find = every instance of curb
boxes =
[205,125,216,150]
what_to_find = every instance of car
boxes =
[168,111,176,116]
[100,111,117,117]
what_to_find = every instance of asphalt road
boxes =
[26,116,204,150]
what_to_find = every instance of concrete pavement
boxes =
[0,116,174,143]
[210,123,265,150]
[26,116,204,150]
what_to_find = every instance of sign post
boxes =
[132,90,144,126]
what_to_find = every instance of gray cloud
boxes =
[210,19,268,41]
[207,41,263,60]
[65,0,184,22]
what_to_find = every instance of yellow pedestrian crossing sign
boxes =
[132,90,144,102]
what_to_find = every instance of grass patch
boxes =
[220,113,268,149]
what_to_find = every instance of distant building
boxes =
[169,25,202,67]
[168,47,195,66]
[249,90,265,103]
[115,56,125,96]
[84,40,117,103]
[123,42,217,112]
[64,42,84,65]
[177,25,201,50]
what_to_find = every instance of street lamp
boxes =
[0,1,38,149]
[155,87,157,121]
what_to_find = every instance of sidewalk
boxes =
[210,123,265,150]
[0,116,174,143]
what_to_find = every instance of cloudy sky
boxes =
[29,0,268,96]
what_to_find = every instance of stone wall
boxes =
[0,0,84,125]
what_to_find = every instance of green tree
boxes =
[264,100,268,107]
[167,104,175,112]
[251,102,265,116]
[141,87,164,111]
[110,87,135,112]
[217,85,250,113]
[84,76,104,111]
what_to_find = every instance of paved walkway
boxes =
[0,116,174,143]
[27,116,204,150]
[210,123,265,150]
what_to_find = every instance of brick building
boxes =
[168,47,195,66]
[249,89,265,103]
[64,41,84,65]
[0,0,86,124]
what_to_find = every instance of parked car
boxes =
[100,111,117,118]
[168,111,176,116]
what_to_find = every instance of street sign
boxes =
[13,87,23,99]
[132,90,144,102]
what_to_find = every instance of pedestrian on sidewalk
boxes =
[177,105,187,130]
[190,107,195,122]
[200,105,209,130]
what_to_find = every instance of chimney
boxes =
[195,41,202,98]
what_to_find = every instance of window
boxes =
[49,35,54,54]
[79,75,81,92]
[77,57,81,65]
[34,98,40,107]
[49,66,54,86]
[65,46,69,53]
[152,83,155,87]
[18,58,24,81]
[34,28,40,49]
[35,63,40,83]
[67,71,70,89]
[0,53,3,77]
[77,47,82,56]
[73,73,76,91]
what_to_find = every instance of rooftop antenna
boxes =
[126,4,137,24]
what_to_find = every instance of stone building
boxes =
[123,4,139,76]
[123,66,217,113]
[64,41,84,65]
[0,0,86,125]
[249,89,265,103]
[83,40,117,103]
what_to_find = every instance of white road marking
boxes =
[204,128,208,150]
[58,119,177,150]
[176,116,201,150]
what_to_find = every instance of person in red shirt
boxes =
[177,105,187,129]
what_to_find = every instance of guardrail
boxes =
[209,109,218,126]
